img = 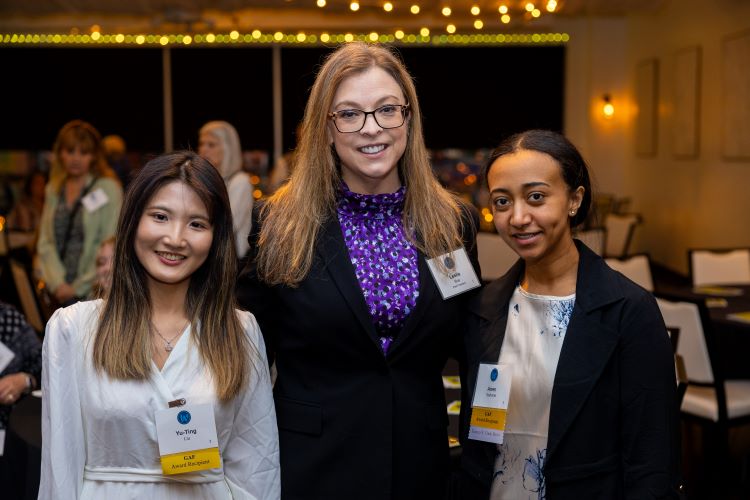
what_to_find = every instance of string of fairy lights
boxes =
[0,1,566,46]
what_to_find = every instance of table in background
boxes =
[658,284,750,379]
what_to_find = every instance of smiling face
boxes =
[134,180,213,291]
[329,65,409,194]
[487,149,584,267]
[198,132,224,173]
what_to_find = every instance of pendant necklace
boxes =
[152,321,188,353]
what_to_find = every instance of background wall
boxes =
[564,0,750,274]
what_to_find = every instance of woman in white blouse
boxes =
[40,151,279,499]
[199,121,254,260]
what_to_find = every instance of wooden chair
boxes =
[574,227,606,256]
[605,254,654,292]
[688,248,750,287]
[603,213,640,258]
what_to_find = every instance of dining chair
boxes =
[574,227,606,256]
[475,232,518,282]
[689,248,750,287]
[656,294,750,484]
[603,213,640,258]
[605,254,654,292]
[9,258,46,334]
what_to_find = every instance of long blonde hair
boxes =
[93,151,254,402]
[257,42,466,285]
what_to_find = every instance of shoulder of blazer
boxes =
[573,239,652,314]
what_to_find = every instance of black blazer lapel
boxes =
[317,218,381,349]
[546,242,623,462]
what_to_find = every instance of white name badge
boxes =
[155,403,221,474]
[0,341,15,373]
[81,188,109,212]
[0,429,5,457]
[426,247,481,299]
[468,363,512,445]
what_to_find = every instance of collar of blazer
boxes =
[315,215,437,359]
[470,240,628,465]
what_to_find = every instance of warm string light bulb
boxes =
[316,0,326,7]
[498,5,508,14]
[474,19,484,29]
[602,94,615,118]
[350,1,360,11]
[442,6,452,16]
[410,4,420,14]
[546,0,557,12]
[383,2,393,11]
[471,5,481,15]
[446,24,456,33]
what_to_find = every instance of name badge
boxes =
[468,363,512,444]
[155,402,221,475]
[81,188,109,212]
[0,341,15,373]
[426,247,480,299]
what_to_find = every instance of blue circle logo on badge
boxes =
[177,410,191,425]
[490,368,498,381]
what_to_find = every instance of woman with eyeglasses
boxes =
[237,42,480,500]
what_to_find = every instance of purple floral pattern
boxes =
[337,183,420,354]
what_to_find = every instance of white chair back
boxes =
[690,249,750,287]
[574,228,605,255]
[604,213,639,258]
[656,297,713,384]
[605,254,654,292]
[476,232,518,281]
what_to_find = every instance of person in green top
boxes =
[37,120,123,305]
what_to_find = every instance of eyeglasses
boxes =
[328,104,410,133]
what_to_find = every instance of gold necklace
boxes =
[152,321,188,352]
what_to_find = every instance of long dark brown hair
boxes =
[93,151,254,401]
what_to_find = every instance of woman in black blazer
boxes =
[237,42,480,500]
[459,130,681,499]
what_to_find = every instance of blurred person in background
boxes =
[102,134,133,189]
[0,300,41,467]
[199,121,253,260]
[91,236,115,299]
[37,120,123,306]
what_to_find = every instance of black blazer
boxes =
[459,241,682,499]
[237,206,480,500]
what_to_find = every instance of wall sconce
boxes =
[601,94,615,119]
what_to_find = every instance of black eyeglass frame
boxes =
[328,104,410,133]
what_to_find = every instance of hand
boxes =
[0,373,27,406]
[55,282,76,303]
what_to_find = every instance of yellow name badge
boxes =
[155,402,221,475]
[470,407,507,430]
[161,447,221,475]
[468,363,512,444]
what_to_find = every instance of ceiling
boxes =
[0,0,666,34]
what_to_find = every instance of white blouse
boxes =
[490,286,575,500]
[39,300,280,500]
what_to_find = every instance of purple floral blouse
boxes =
[337,183,420,354]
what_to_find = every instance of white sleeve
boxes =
[38,307,86,499]
[223,312,280,500]
[227,174,254,258]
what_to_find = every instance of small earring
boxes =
[569,210,576,216]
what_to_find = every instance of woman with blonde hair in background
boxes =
[238,42,480,499]
[40,151,279,499]
[199,120,254,260]
[37,120,123,305]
